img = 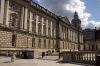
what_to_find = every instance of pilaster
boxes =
[24,7,28,30]
[20,6,24,29]
[41,17,43,35]
[29,12,32,31]
[5,0,9,27]
[0,0,5,24]
[46,20,48,36]
[50,21,52,37]
[36,15,38,33]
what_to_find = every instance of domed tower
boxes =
[71,11,81,29]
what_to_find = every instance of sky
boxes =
[33,0,100,29]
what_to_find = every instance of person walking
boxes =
[11,51,16,62]
[42,52,45,58]
[6,51,8,57]
[58,52,60,59]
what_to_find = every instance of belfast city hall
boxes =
[0,0,84,53]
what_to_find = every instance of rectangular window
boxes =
[44,40,46,48]
[62,25,63,32]
[38,16,42,22]
[38,39,41,48]
[32,38,35,48]
[12,35,15,46]
[32,13,36,20]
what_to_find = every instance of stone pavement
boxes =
[0,56,94,66]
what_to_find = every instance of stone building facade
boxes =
[83,28,100,51]
[0,0,83,52]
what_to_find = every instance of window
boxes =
[48,27,50,36]
[32,26,34,32]
[32,22,36,33]
[44,18,46,25]
[12,18,16,26]
[32,38,35,48]
[43,25,46,35]
[48,40,50,48]
[38,39,41,48]
[27,20,29,31]
[63,42,64,49]
[38,23,41,34]
[38,16,42,22]
[12,35,15,46]
[32,13,36,20]
[44,39,46,48]
[10,13,17,27]
[53,41,54,49]
[62,25,63,32]
[48,21,50,27]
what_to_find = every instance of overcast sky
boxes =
[33,0,100,29]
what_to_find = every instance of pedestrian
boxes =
[52,50,54,53]
[6,51,8,57]
[42,52,45,58]
[11,51,16,62]
[59,52,60,59]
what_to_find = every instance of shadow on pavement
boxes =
[4,61,11,63]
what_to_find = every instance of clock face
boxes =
[12,3,17,10]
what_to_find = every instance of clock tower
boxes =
[71,11,81,29]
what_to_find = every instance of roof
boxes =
[74,11,79,17]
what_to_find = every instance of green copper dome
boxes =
[74,11,78,17]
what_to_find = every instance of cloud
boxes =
[37,0,100,29]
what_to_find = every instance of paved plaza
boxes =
[0,56,94,66]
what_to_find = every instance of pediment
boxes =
[61,17,70,24]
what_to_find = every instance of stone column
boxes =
[54,22,56,38]
[76,32,78,43]
[59,24,61,38]
[68,29,70,40]
[46,20,48,36]
[5,0,9,27]
[0,0,5,24]
[50,21,52,37]
[20,6,24,29]
[24,7,28,30]
[82,34,83,43]
[67,27,68,39]
[64,27,65,39]
[75,33,76,42]
[36,15,38,33]
[65,27,67,39]
[29,12,32,31]
[41,17,43,35]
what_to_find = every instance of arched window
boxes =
[12,18,16,26]
[10,13,17,27]
[32,22,36,33]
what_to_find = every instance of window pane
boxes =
[12,18,15,26]
[12,35,15,46]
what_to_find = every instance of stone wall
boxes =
[0,30,12,47]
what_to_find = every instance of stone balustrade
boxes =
[31,1,57,18]
[62,51,99,65]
